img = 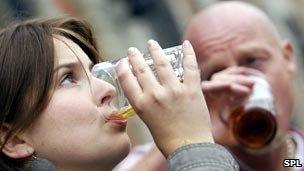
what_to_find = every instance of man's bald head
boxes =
[183,1,281,52]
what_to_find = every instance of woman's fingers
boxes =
[147,40,178,86]
[118,41,214,157]
[182,40,201,89]
[127,47,159,92]
[116,58,143,104]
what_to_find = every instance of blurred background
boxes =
[1,0,303,145]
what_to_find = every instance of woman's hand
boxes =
[117,40,213,157]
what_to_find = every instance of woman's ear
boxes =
[1,124,34,159]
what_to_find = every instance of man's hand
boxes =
[202,67,255,120]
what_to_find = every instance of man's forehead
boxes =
[185,2,280,48]
[196,38,271,63]
[190,19,278,63]
[198,1,271,24]
[193,29,256,60]
[192,12,271,42]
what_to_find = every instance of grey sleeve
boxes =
[28,158,55,171]
[167,143,239,171]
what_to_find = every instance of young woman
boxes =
[0,17,238,171]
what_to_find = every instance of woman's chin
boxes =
[118,134,131,158]
[81,134,131,170]
[106,134,131,168]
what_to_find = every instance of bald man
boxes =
[184,1,304,171]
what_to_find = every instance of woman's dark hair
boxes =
[0,17,101,170]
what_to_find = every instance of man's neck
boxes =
[229,142,287,171]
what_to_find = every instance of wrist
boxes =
[157,134,214,157]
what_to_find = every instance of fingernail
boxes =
[148,39,157,47]
[118,58,126,66]
[128,47,137,56]
[183,40,192,48]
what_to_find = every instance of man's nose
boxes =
[91,76,116,107]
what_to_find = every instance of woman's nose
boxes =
[90,76,116,107]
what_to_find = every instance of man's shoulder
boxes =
[289,127,304,136]
[289,127,304,171]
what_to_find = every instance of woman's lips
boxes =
[105,113,127,127]
[107,119,127,126]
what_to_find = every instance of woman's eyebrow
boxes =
[54,62,80,72]
[54,61,93,72]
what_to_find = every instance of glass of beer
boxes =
[229,71,277,149]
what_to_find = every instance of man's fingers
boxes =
[212,75,255,88]
[230,83,252,97]
[202,81,252,99]
[223,66,251,75]
[202,81,231,92]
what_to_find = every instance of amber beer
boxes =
[229,74,277,149]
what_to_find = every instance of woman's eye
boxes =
[60,73,76,88]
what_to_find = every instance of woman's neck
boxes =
[56,160,115,171]
[57,165,112,171]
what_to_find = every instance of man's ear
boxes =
[281,40,296,75]
[1,124,34,159]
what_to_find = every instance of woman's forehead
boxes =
[53,36,91,67]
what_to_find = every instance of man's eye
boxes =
[240,56,262,67]
[244,57,256,64]
[60,73,76,88]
